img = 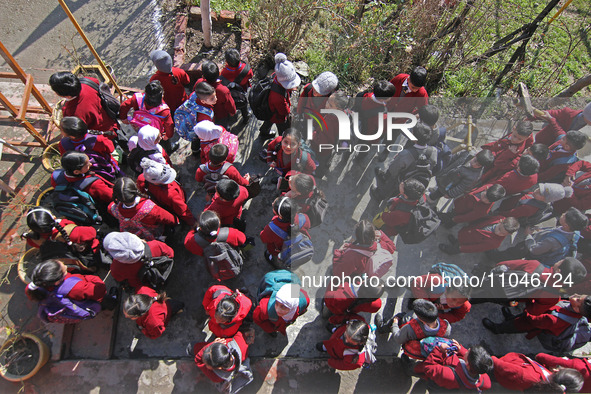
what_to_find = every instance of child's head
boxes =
[123,293,158,319]
[197,211,221,239]
[26,207,57,234]
[562,130,587,152]
[209,144,229,165]
[401,178,426,201]
[526,143,549,162]
[497,217,520,236]
[554,257,587,284]
[569,294,591,318]
[465,345,493,375]
[103,232,146,264]
[326,90,349,111]
[49,71,81,98]
[140,158,177,185]
[409,66,427,90]
[273,196,294,221]
[215,293,239,324]
[560,207,589,232]
[510,120,533,144]
[289,173,315,197]
[113,177,141,205]
[60,116,88,139]
[417,105,439,127]
[137,125,162,150]
[216,179,240,201]
[356,280,385,300]
[481,184,506,203]
[149,50,173,74]
[373,80,396,99]
[61,151,91,176]
[412,299,438,324]
[535,183,573,203]
[202,61,220,85]
[202,342,235,370]
[472,149,495,169]
[354,220,376,246]
[194,81,217,105]
[144,80,164,107]
[343,320,369,349]
[224,48,241,68]
[517,154,540,176]
[29,259,66,299]
[311,71,339,96]
[547,368,584,393]
[274,53,301,90]
[412,122,433,146]
[281,128,302,155]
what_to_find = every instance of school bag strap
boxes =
[56,276,83,297]
[193,232,212,249]
[551,310,582,325]
[141,241,152,262]
[519,198,549,210]
[268,214,306,240]
[234,63,251,86]
[550,154,578,166]
[135,92,168,116]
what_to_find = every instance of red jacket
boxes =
[410,274,471,323]
[380,197,418,237]
[266,136,317,175]
[452,188,493,224]
[204,185,249,226]
[108,198,177,238]
[489,169,538,196]
[513,303,581,339]
[324,284,382,324]
[194,331,249,383]
[184,227,246,256]
[480,133,533,183]
[119,93,174,140]
[536,353,591,393]
[195,161,249,187]
[136,174,195,226]
[220,62,253,91]
[259,214,311,255]
[554,160,591,215]
[389,73,429,114]
[134,286,171,339]
[253,292,309,335]
[323,318,368,370]
[534,107,583,146]
[268,78,291,124]
[58,133,115,160]
[110,240,174,290]
[331,231,396,277]
[422,346,491,391]
[203,285,252,338]
[493,353,551,391]
[538,140,579,183]
[50,170,113,204]
[458,216,507,253]
[149,67,191,113]
[311,112,340,159]
[195,78,236,121]
[62,77,118,134]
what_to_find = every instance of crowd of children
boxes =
[18,46,591,392]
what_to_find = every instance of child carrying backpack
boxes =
[195,144,250,202]
[127,125,171,175]
[284,173,328,228]
[262,129,317,179]
[202,285,253,338]
[316,317,375,371]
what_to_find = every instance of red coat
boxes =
[323,318,367,370]
[493,353,551,391]
[422,346,491,391]
[195,78,236,121]
[62,76,118,134]
[108,198,177,233]
[480,133,533,183]
[410,274,471,323]
[490,169,538,196]
[149,67,191,113]
[534,107,583,146]
[134,286,171,339]
[203,285,252,337]
[58,133,114,159]
[259,214,311,255]
[184,227,246,256]
[50,171,113,204]
[536,353,591,394]
[513,303,581,339]
[497,192,544,219]
[332,231,396,277]
[380,197,418,237]
[554,160,591,215]
[458,216,506,253]
[220,62,253,91]
[195,162,249,187]
[324,283,382,324]
[136,174,195,226]
[266,136,317,175]
[389,73,429,114]
[253,292,309,335]
[538,140,579,182]
[119,94,174,140]
[26,273,106,302]
[204,185,249,226]
[311,112,340,159]
[194,331,249,383]
[452,188,493,224]
[268,78,291,124]
[110,240,174,289]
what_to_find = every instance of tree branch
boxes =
[554,74,591,98]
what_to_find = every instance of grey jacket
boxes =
[435,151,483,198]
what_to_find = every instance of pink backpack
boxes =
[109,199,162,241]
[201,128,239,163]
[128,93,169,132]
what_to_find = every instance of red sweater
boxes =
[554,160,591,215]
[323,319,367,371]
[266,136,317,175]
[493,353,551,391]
[136,174,195,226]
[480,133,533,183]
[220,62,253,91]
[149,68,191,113]
[108,198,177,239]
[259,214,311,255]
[380,197,418,237]
[253,292,310,335]
[389,73,429,114]
[119,94,174,140]
[458,216,507,253]
[203,285,252,338]
[203,185,249,226]
[134,286,171,339]
[50,171,113,204]
[410,274,471,323]
[195,78,236,121]
[195,161,249,187]
[488,169,538,196]
[538,140,579,183]
[331,231,396,277]
[268,78,291,124]
[184,227,246,256]
[324,284,381,324]
[62,77,118,134]
[534,107,583,146]
[194,332,249,383]
[452,188,493,223]
[422,346,491,391]
[536,353,591,393]
[110,240,174,290]
[497,192,544,219]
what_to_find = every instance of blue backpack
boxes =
[268,214,314,268]
[174,92,215,141]
[420,336,457,359]
[538,309,591,352]
[49,170,102,225]
[536,230,579,267]
[38,277,102,324]
[428,262,468,294]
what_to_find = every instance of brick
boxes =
[219,10,236,23]
[174,14,188,33]
[189,6,201,18]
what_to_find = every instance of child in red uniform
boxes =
[439,184,506,227]
[203,285,253,338]
[296,71,339,114]
[555,159,591,215]
[204,179,249,230]
[149,50,190,114]
[357,81,396,159]
[538,130,587,183]
[103,231,174,290]
[123,286,184,339]
[532,101,591,146]
[317,318,370,371]
[127,125,171,174]
[220,49,253,123]
[109,177,177,241]
[439,216,520,255]
[332,220,396,278]
[137,158,195,226]
[324,281,384,325]
[284,173,323,220]
[486,154,539,195]
[196,144,250,201]
[374,179,425,237]
[264,128,317,178]
[536,353,591,393]
[184,211,248,257]
[195,61,236,129]
[389,66,429,115]
[179,82,217,156]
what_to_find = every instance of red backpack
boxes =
[402,318,449,360]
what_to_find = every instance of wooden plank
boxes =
[2,140,44,147]
[17,74,34,121]
[0,72,19,79]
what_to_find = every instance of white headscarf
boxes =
[275,284,301,322]
[137,125,163,151]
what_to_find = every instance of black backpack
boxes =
[248,76,285,121]
[194,228,244,281]
[79,77,121,120]
[138,242,174,290]
[398,147,435,188]
[127,146,158,175]
[395,200,441,244]
[220,64,251,109]
[49,170,102,225]
[304,190,328,228]
[518,198,553,226]
[199,162,232,195]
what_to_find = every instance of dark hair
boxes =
[202,342,236,369]
[402,178,426,201]
[581,296,591,319]
[123,293,165,318]
[26,208,72,246]
[273,196,293,221]
[528,368,584,393]
[329,90,349,110]
[144,80,164,108]
[475,149,495,168]
[282,128,302,143]
[409,66,427,88]
[345,320,369,349]
[413,299,438,324]
[198,210,221,240]
[565,130,587,151]
[29,259,65,300]
[417,105,439,127]
[202,61,220,85]
[528,143,549,162]
[291,173,315,196]
[60,116,88,138]
[113,177,140,205]
[216,179,240,201]
[356,280,385,299]
[559,257,587,285]
[61,151,89,176]
[501,217,520,234]
[517,155,540,176]
[194,81,215,100]
[355,220,376,246]
[467,345,493,375]
[373,80,396,99]
[412,122,433,146]
[564,207,589,232]
[514,120,534,137]
[215,293,240,322]
[209,143,229,165]
[225,49,241,68]
[49,71,81,97]
[486,184,506,202]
